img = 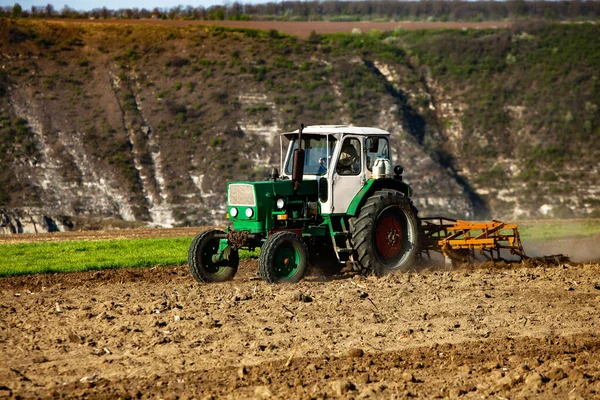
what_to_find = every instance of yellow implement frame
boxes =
[419,217,527,263]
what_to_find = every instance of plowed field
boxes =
[2,249,600,398]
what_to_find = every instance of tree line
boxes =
[3,1,599,22]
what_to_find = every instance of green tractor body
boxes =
[189,125,421,283]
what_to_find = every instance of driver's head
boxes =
[339,142,358,168]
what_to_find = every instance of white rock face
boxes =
[111,68,174,228]
[539,204,553,215]
[0,209,69,234]
[11,99,136,221]
[56,131,136,221]
[238,121,279,150]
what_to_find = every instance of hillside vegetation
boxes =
[0,19,598,228]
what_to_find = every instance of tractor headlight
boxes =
[230,207,238,218]
[245,208,254,218]
[276,198,285,209]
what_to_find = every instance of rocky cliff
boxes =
[1,20,598,231]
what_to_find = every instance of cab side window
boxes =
[366,137,390,171]
[336,137,361,175]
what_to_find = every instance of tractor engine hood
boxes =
[226,179,318,233]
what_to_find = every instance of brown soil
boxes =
[2,256,600,398]
[44,19,513,38]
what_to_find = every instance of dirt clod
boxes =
[495,374,523,391]
[305,363,318,373]
[292,292,312,302]
[358,387,377,398]
[0,386,12,397]
[547,367,567,381]
[524,372,543,389]
[331,379,355,396]
[68,333,83,344]
[448,387,466,397]
[356,373,370,384]
[253,385,273,398]
[348,348,365,358]
[402,372,416,382]
[31,355,48,364]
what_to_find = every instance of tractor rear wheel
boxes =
[188,229,239,283]
[259,231,309,283]
[350,189,419,276]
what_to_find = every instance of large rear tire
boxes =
[350,189,419,276]
[259,231,309,283]
[188,229,239,283]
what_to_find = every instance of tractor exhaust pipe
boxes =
[292,123,305,191]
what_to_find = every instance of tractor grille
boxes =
[228,184,256,206]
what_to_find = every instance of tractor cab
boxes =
[281,125,394,214]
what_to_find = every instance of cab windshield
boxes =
[284,135,337,176]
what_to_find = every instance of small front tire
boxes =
[188,229,239,283]
[259,231,309,283]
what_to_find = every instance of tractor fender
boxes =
[346,178,413,217]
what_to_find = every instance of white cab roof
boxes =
[284,125,389,136]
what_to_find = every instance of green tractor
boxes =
[188,125,420,283]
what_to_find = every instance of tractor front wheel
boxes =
[350,189,419,276]
[188,229,239,283]
[259,231,309,283]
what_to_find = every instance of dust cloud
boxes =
[524,234,600,262]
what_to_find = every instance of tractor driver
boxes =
[336,139,360,175]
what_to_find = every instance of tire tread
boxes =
[259,231,309,284]
[188,229,238,283]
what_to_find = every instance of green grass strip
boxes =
[0,236,258,277]
[517,219,600,241]
[2,219,599,277]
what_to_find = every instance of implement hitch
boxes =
[419,217,527,265]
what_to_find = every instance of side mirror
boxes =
[394,165,403,176]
